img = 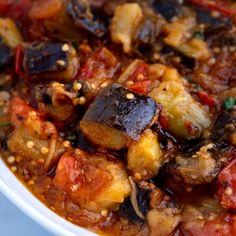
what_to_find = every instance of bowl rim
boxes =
[0,158,97,236]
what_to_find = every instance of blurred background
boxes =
[0,192,54,236]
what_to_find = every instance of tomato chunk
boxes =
[29,0,62,19]
[217,155,236,209]
[9,97,45,128]
[182,217,234,236]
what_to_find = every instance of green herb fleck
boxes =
[223,97,235,110]
[67,133,77,141]
[0,122,10,127]
[184,76,193,83]
[193,31,204,40]
[72,42,79,50]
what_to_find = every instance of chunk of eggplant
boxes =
[110,3,143,53]
[8,98,65,170]
[0,38,12,70]
[211,108,236,144]
[34,80,91,121]
[195,7,231,29]
[161,143,221,187]
[22,42,79,81]
[68,0,107,38]
[127,129,162,179]
[119,181,151,223]
[149,80,211,139]
[80,84,159,150]
[54,150,131,212]
[152,0,182,21]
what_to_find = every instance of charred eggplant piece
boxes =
[135,17,158,53]
[34,80,92,121]
[152,0,182,21]
[80,84,159,150]
[0,38,12,70]
[119,181,150,223]
[161,45,196,69]
[68,0,107,38]
[211,108,236,148]
[158,143,221,190]
[205,28,236,48]
[23,42,68,75]
[195,7,231,29]
[22,42,79,81]
[68,128,95,153]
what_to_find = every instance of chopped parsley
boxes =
[223,97,235,110]
[193,31,204,40]
[0,122,11,127]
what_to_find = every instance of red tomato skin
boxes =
[217,157,236,209]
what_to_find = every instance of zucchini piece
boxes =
[80,84,159,150]
[0,18,23,48]
[110,3,143,53]
[149,80,211,139]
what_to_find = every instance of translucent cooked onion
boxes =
[129,176,145,220]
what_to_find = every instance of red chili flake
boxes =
[15,45,26,78]
[159,113,170,130]
[184,120,199,136]
[80,63,94,79]
[197,91,217,108]
[188,0,236,16]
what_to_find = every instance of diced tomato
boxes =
[159,113,170,130]
[126,63,151,94]
[0,0,11,13]
[6,0,31,20]
[80,63,94,79]
[29,0,62,19]
[9,97,45,128]
[197,91,217,108]
[188,0,236,16]
[217,154,236,209]
[182,216,234,236]
[128,79,151,94]
[54,152,111,206]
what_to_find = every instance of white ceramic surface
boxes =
[0,158,97,236]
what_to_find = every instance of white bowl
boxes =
[0,159,97,236]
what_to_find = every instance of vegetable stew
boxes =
[0,0,236,235]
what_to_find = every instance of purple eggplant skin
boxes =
[81,83,159,140]
[23,42,69,76]
[0,38,12,70]
[68,0,107,38]
[152,0,182,21]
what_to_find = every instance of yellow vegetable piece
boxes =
[149,81,211,139]
[0,18,23,48]
[128,129,162,179]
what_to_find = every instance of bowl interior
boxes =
[0,159,97,236]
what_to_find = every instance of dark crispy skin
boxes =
[2,1,236,235]
[81,83,159,140]
[152,0,182,21]
[23,42,68,75]
[0,38,12,70]
[68,0,107,38]
[195,7,232,29]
